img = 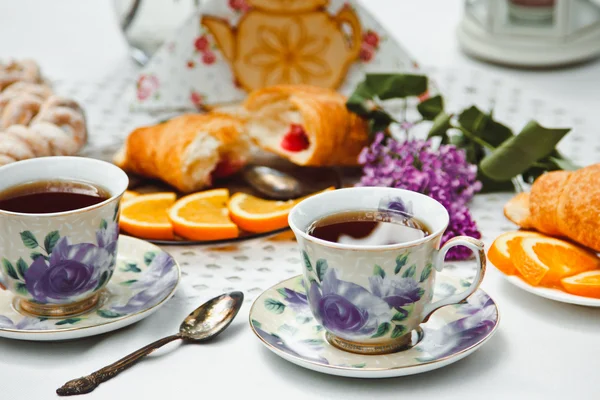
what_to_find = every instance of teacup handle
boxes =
[421,236,486,322]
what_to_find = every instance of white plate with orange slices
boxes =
[118,187,334,245]
[488,231,600,307]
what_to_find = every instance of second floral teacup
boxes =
[288,187,486,355]
[0,157,128,317]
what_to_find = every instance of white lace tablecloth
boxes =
[2,1,600,399]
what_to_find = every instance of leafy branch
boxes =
[346,73,578,192]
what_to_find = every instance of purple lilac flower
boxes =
[24,237,113,303]
[308,268,392,337]
[358,134,482,260]
[369,275,423,308]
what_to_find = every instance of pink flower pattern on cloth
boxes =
[136,74,160,101]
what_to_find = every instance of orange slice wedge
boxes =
[508,236,600,287]
[228,187,334,233]
[488,231,544,275]
[168,189,238,241]
[121,190,139,204]
[561,270,600,298]
[120,192,176,240]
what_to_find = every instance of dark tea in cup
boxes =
[0,180,110,214]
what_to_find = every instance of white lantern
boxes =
[457,0,600,67]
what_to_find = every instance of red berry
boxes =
[211,158,243,179]
[281,124,310,152]
[194,36,209,52]
[186,60,195,68]
[359,43,375,62]
[202,51,216,65]
[363,30,380,48]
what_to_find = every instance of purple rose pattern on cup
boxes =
[307,266,425,340]
[1,216,119,305]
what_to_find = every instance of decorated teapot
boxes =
[202,0,362,91]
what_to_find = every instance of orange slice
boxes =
[561,271,600,298]
[120,192,176,240]
[228,187,334,233]
[488,231,544,276]
[508,236,600,287]
[121,190,139,204]
[168,189,238,241]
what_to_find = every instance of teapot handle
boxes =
[334,5,362,59]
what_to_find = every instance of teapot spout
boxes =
[201,16,236,62]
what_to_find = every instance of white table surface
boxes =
[1,1,600,399]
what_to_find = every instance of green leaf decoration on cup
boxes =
[20,231,39,249]
[391,324,406,339]
[316,259,328,282]
[1,258,18,280]
[392,310,408,322]
[16,258,28,279]
[373,264,385,279]
[121,262,141,273]
[99,219,108,230]
[120,279,138,286]
[264,298,286,314]
[420,263,433,283]
[395,253,408,274]
[371,322,391,338]
[55,318,82,326]
[402,264,416,279]
[44,231,60,254]
[302,251,313,272]
[15,282,28,296]
[30,252,47,262]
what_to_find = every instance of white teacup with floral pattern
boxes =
[0,157,128,317]
[288,187,486,355]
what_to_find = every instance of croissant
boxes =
[504,164,600,251]
[0,59,42,90]
[114,113,251,192]
[243,84,368,166]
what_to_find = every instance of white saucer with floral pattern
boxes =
[0,235,180,341]
[250,274,499,378]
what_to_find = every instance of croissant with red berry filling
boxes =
[243,85,368,166]
[114,113,251,192]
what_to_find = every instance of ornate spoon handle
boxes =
[56,334,182,396]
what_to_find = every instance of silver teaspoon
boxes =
[56,291,244,396]
[243,165,303,200]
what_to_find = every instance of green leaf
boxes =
[276,288,288,298]
[302,251,313,272]
[313,325,324,333]
[402,264,416,278]
[20,231,38,249]
[391,324,407,339]
[458,106,513,148]
[301,338,325,347]
[352,363,367,368]
[15,282,28,296]
[121,263,141,273]
[346,81,373,116]
[548,156,580,171]
[296,315,312,324]
[316,259,328,282]
[365,74,428,100]
[420,263,433,283]
[251,319,262,329]
[99,219,108,230]
[371,322,391,338]
[119,279,137,286]
[55,318,82,326]
[392,309,408,322]
[417,95,444,120]
[97,310,124,318]
[96,271,110,289]
[30,252,49,262]
[16,258,28,279]
[113,204,120,222]
[1,258,18,280]
[460,279,472,288]
[373,265,385,279]
[476,169,514,193]
[264,298,285,314]
[427,112,451,141]
[367,112,395,136]
[480,121,570,181]
[417,288,425,298]
[144,252,156,266]
[394,253,408,274]
[43,231,60,254]
[278,324,298,336]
